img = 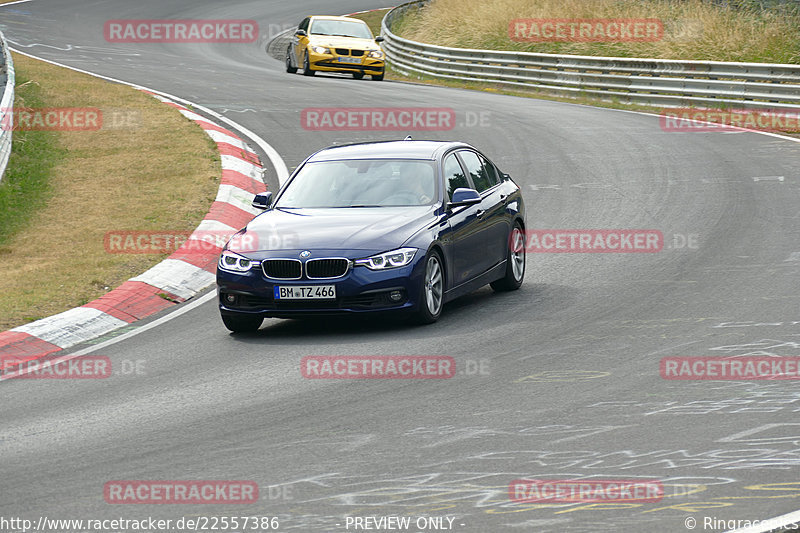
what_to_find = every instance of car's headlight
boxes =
[355,248,417,270]
[311,46,331,54]
[368,50,383,58]
[218,250,257,273]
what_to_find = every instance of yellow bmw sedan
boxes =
[286,15,385,81]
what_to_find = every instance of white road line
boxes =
[12,307,128,349]
[130,259,216,301]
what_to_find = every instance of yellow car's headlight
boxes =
[368,50,383,58]
[311,46,331,54]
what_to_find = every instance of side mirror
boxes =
[252,191,273,210]
[502,173,511,181]
[295,29,307,37]
[375,36,385,43]
[447,188,481,209]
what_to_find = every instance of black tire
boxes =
[221,313,263,333]
[352,72,364,80]
[371,72,384,81]
[491,223,525,292]
[414,250,444,324]
[303,52,315,76]
[285,47,297,73]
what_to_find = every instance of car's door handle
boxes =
[476,209,486,219]
[499,194,507,201]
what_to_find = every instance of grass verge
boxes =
[390,0,800,64]
[0,53,220,330]
[0,76,66,247]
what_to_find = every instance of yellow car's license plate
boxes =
[337,57,362,64]
[274,285,336,300]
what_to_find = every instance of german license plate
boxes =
[337,56,362,64]
[274,285,336,300]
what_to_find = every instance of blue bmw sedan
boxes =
[216,139,525,332]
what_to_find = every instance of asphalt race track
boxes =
[2,1,800,532]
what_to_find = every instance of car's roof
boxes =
[308,15,368,23]
[307,140,471,162]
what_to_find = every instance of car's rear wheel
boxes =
[371,72,384,81]
[415,250,444,324]
[285,47,297,73]
[221,313,263,333]
[491,223,525,292]
[303,52,315,76]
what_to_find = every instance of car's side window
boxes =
[479,155,500,187]
[299,18,310,32]
[458,150,491,193]
[443,153,469,200]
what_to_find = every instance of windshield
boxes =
[275,159,437,208]
[309,19,373,39]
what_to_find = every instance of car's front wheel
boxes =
[221,313,263,333]
[285,47,297,73]
[303,52,315,76]
[371,72,384,81]
[415,250,444,324]
[352,72,364,80]
[491,223,525,292]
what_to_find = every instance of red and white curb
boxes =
[0,91,267,372]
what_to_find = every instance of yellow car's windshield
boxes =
[309,19,373,40]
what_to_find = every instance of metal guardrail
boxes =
[0,29,15,183]
[380,0,800,111]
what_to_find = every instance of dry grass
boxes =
[0,53,220,329]
[351,8,800,138]
[392,0,800,63]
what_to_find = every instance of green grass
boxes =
[0,78,67,248]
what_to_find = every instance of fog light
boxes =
[389,290,403,302]
[225,294,236,304]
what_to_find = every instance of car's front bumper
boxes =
[308,51,384,74]
[217,259,422,319]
